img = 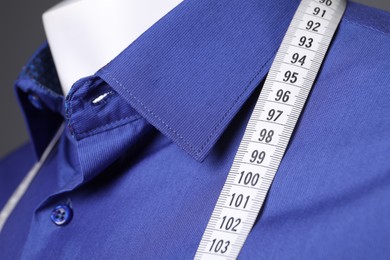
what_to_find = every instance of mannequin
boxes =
[43,0,183,95]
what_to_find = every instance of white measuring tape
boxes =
[195,0,346,259]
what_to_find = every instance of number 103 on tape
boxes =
[194,0,346,259]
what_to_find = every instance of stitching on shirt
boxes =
[100,53,274,159]
[194,55,275,156]
[66,79,143,140]
[98,70,197,153]
[343,18,390,37]
[66,79,90,138]
[75,115,143,139]
[17,76,62,101]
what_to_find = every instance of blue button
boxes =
[28,93,44,110]
[51,205,73,226]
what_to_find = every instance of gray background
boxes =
[0,0,389,158]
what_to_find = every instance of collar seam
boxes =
[72,115,143,140]
[65,78,144,140]
[101,68,196,152]
[16,76,62,99]
[100,68,199,156]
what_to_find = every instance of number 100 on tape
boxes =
[195,0,346,259]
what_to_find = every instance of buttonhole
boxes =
[91,91,113,105]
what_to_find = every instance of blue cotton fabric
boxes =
[1,0,390,259]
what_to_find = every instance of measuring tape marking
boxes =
[195,0,346,259]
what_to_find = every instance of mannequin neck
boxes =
[43,0,182,95]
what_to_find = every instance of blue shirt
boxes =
[1,0,390,258]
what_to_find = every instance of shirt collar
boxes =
[96,0,300,161]
[17,0,300,162]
